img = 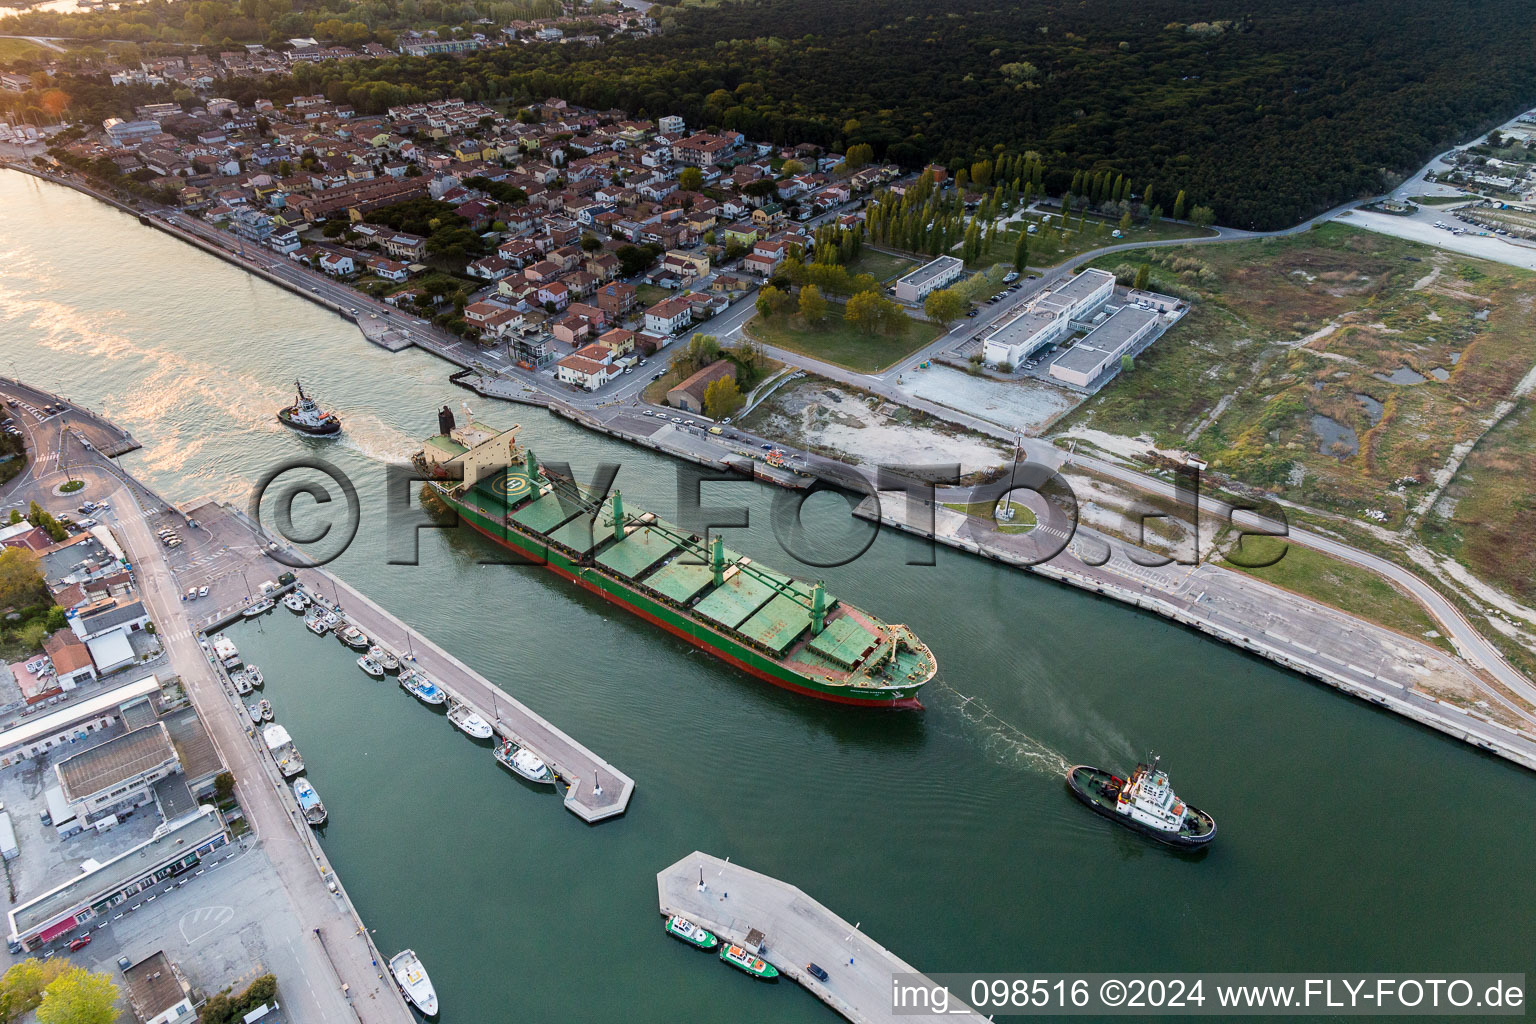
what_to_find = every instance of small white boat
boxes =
[211,635,241,669]
[338,625,369,650]
[357,655,385,678]
[259,699,273,722]
[494,738,554,784]
[242,598,275,618]
[232,670,254,696]
[246,665,264,687]
[399,670,446,706]
[323,611,340,630]
[263,724,304,777]
[306,616,328,636]
[247,704,262,725]
[282,593,306,613]
[367,645,400,673]
[388,949,438,1017]
[447,701,493,740]
[293,776,327,826]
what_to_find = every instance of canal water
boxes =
[4,171,1534,1020]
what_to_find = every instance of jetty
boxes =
[657,851,983,1023]
[200,499,634,823]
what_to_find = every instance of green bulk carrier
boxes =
[414,407,936,708]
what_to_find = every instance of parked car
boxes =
[198,586,209,598]
[68,936,91,952]
[806,963,829,982]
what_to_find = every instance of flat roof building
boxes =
[892,255,964,303]
[122,951,195,1024]
[8,806,229,950]
[982,309,1072,367]
[56,721,180,825]
[0,675,160,767]
[1034,267,1115,321]
[1049,305,1160,389]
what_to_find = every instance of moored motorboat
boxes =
[247,704,262,725]
[368,645,400,673]
[1066,757,1216,850]
[338,625,369,649]
[232,670,254,696]
[357,655,385,678]
[399,669,446,706]
[446,701,493,740]
[720,943,778,980]
[259,699,273,722]
[665,915,719,950]
[305,611,329,635]
[211,635,241,669]
[293,776,327,826]
[242,598,275,618]
[246,665,264,687]
[282,593,306,613]
[263,724,304,777]
[494,737,553,783]
[322,611,340,630]
[388,950,437,1016]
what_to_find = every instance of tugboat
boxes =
[277,380,341,436]
[1066,756,1216,849]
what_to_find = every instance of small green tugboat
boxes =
[1067,757,1216,850]
[720,944,779,980]
[664,915,719,950]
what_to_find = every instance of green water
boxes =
[3,171,1534,1021]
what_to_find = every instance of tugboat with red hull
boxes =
[1067,757,1216,849]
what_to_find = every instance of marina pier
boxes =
[197,500,635,824]
[657,852,985,1023]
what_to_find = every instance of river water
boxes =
[3,170,1533,1020]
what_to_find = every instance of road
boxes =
[0,382,416,1024]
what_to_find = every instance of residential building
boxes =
[595,281,637,317]
[892,255,965,303]
[122,952,195,1024]
[644,295,693,336]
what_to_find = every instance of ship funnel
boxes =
[438,405,456,436]
[810,580,827,635]
[710,534,725,586]
[524,447,538,479]
[611,491,625,540]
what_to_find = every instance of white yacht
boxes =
[388,950,438,1016]
[357,655,385,678]
[282,592,306,613]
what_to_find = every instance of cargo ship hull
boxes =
[449,495,923,708]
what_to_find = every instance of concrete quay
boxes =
[855,493,1536,773]
[658,851,985,1024]
[200,500,634,824]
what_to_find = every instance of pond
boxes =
[1312,413,1359,458]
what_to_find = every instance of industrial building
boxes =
[892,255,965,303]
[982,268,1118,367]
[1048,305,1161,388]
[0,675,162,767]
[7,807,230,951]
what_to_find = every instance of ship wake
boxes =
[930,681,1072,778]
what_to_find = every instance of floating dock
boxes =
[657,851,984,1023]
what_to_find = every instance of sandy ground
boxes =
[1343,209,1536,271]
[747,378,1010,472]
[891,364,1081,434]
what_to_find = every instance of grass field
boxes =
[634,283,672,309]
[0,39,52,63]
[969,213,1215,270]
[1221,536,1449,649]
[845,249,917,284]
[942,499,1037,533]
[1409,195,1471,206]
[1054,222,1536,604]
[745,304,945,373]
